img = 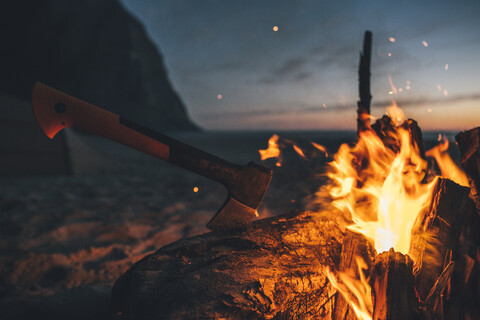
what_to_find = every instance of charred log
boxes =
[371,116,425,158]
[370,249,420,320]
[456,127,480,210]
[410,178,479,319]
[357,31,372,134]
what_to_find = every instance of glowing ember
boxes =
[217,94,223,100]
[273,25,279,32]
[193,187,199,192]
[387,75,398,95]
[422,40,429,47]
[388,37,396,43]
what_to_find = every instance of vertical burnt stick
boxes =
[409,178,478,318]
[370,249,420,320]
[456,127,480,210]
[333,230,375,320]
[357,30,373,134]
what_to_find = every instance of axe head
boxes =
[207,162,273,232]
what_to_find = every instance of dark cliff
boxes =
[0,0,199,131]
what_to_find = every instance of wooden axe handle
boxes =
[31,82,243,188]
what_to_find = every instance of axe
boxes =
[31,82,272,232]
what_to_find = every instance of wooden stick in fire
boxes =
[357,30,372,135]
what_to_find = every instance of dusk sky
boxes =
[120,0,480,131]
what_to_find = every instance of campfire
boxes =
[254,104,477,319]
[109,32,480,319]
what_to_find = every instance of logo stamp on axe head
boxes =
[31,82,273,232]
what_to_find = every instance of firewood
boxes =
[409,178,478,319]
[370,249,419,320]
[111,210,344,319]
[456,127,480,210]
[357,31,372,134]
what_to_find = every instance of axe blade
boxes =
[206,196,258,232]
[206,161,272,232]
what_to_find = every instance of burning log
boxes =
[332,231,374,320]
[456,127,480,210]
[370,249,419,320]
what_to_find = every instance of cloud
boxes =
[195,92,480,120]
[260,56,312,84]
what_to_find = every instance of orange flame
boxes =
[311,142,328,157]
[292,144,306,159]
[322,102,468,319]
[326,257,373,320]
[259,134,282,166]
[425,135,469,187]
[328,124,436,255]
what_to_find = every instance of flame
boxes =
[326,257,373,320]
[311,142,328,157]
[425,135,469,187]
[259,134,282,166]
[328,120,436,255]
[292,144,306,158]
[386,101,405,124]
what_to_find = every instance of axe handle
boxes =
[32,83,240,186]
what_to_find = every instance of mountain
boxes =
[0,0,199,131]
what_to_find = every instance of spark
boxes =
[406,80,411,91]
[398,88,403,93]
[388,91,394,95]
[322,103,327,109]
[445,64,449,70]
[388,53,392,57]
[422,41,429,47]
[193,187,199,192]
[388,75,398,94]
[273,26,279,32]
[437,84,442,91]
[389,37,396,43]
[428,108,432,113]
[217,94,223,100]
[443,90,448,96]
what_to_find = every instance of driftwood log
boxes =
[111,209,346,319]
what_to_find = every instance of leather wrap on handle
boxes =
[32,82,170,161]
